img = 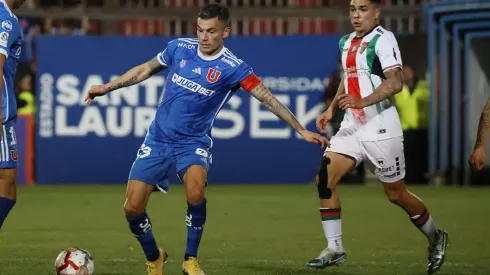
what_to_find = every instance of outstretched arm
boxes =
[85,57,165,104]
[474,98,490,150]
[105,57,165,92]
[240,73,329,147]
[249,82,305,134]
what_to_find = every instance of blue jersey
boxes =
[148,38,253,148]
[0,1,21,124]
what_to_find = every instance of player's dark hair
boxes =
[370,0,381,4]
[198,3,230,27]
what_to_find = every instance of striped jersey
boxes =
[339,25,403,140]
[148,38,253,148]
[0,0,21,124]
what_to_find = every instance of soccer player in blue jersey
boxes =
[85,3,328,275]
[0,0,25,230]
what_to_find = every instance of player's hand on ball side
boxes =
[316,109,334,133]
[338,94,366,110]
[85,85,108,104]
[300,130,330,149]
[469,147,485,171]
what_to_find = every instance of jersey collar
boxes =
[354,24,379,39]
[197,45,227,61]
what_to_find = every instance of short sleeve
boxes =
[375,34,402,73]
[228,62,253,88]
[156,39,179,67]
[0,17,18,58]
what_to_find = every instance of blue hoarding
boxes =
[36,35,342,184]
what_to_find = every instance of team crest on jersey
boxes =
[1,21,12,32]
[206,68,221,83]
[180,59,186,68]
[359,42,369,54]
[10,150,17,161]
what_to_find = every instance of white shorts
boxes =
[325,130,406,183]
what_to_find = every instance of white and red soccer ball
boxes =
[54,248,95,275]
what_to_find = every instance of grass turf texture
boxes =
[1,184,489,274]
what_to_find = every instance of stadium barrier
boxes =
[425,0,490,185]
[35,35,341,184]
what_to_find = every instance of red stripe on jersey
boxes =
[345,39,367,123]
[240,73,261,92]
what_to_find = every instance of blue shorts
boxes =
[0,122,17,169]
[128,135,212,193]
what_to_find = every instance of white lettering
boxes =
[178,42,196,49]
[260,77,324,92]
[212,96,245,139]
[295,95,324,138]
[172,73,215,96]
[250,95,290,139]
[78,106,107,136]
[107,107,133,137]
[141,77,165,106]
[39,73,54,137]
[56,74,80,106]
[134,107,156,137]
[55,106,79,136]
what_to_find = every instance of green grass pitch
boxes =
[1,184,489,274]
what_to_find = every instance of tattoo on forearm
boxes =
[475,98,490,149]
[363,68,403,107]
[114,76,138,89]
[251,83,305,133]
[106,57,164,93]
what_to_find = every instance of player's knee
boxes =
[186,186,205,204]
[384,181,406,203]
[123,201,145,217]
[317,156,335,199]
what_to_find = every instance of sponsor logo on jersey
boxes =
[221,57,236,67]
[1,21,12,32]
[206,68,221,83]
[180,59,186,68]
[0,31,8,47]
[192,67,201,75]
[177,42,195,49]
[171,73,215,96]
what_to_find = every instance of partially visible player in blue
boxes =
[85,3,328,275]
[0,0,25,230]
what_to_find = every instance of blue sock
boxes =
[185,199,207,260]
[126,211,160,261]
[0,196,16,229]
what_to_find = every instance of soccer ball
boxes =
[54,248,95,275]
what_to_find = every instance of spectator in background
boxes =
[322,55,365,183]
[394,64,430,183]
[15,72,35,116]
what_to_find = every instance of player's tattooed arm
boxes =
[474,98,490,149]
[362,67,403,107]
[105,57,165,92]
[250,82,306,133]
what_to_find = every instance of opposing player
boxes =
[307,1,448,274]
[85,3,328,275]
[0,0,25,230]
[469,97,489,171]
